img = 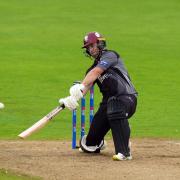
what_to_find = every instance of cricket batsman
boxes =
[59,32,138,161]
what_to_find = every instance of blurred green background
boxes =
[0,0,180,140]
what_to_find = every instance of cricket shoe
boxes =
[100,139,107,151]
[79,147,83,152]
[113,141,132,161]
[79,140,107,153]
[79,136,107,153]
[112,153,132,161]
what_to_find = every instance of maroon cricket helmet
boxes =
[82,32,106,48]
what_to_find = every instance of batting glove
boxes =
[69,84,85,101]
[59,96,79,111]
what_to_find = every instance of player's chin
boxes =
[91,52,99,58]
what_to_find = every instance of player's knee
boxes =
[107,96,128,121]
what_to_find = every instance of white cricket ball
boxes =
[0,102,5,109]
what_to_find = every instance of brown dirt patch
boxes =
[0,138,180,180]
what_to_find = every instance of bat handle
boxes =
[61,104,65,109]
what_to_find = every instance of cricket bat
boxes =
[18,104,65,139]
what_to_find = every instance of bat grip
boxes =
[61,104,65,109]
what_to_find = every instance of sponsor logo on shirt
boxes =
[99,61,109,67]
[98,73,112,83]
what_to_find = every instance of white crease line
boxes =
[167,141,180,145]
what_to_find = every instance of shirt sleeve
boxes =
[96,51,118,70]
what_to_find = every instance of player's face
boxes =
[87,43,99,58]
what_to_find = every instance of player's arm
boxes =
[80,66,104,96]
[82,84,91,96]
[70,62,109,100]
[82,67,104,88]
[59,67,104,111]
[82,51,118,88]
[60,52,117,111]
[65,67,104,105]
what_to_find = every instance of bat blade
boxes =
[18,105,65,139]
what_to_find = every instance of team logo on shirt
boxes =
[99,61,109,67]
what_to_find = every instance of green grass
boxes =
[0,0,180,140]
[0,169,41,180]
